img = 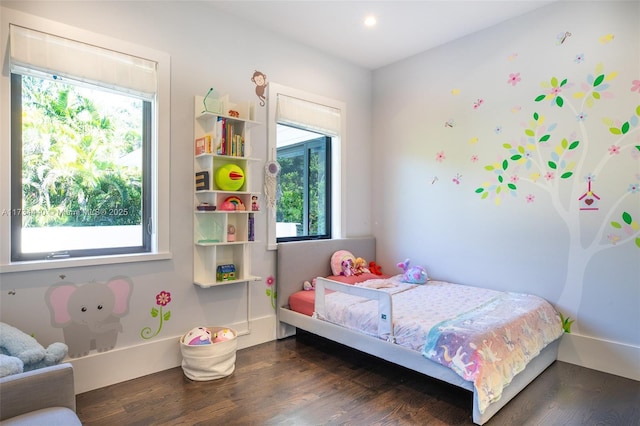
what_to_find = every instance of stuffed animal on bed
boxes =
[303,278,317,291]
[397,259,428,284]
[341,258,355,276]
[0,322,68,377]
[185,327,212,345]
[369,261,383,275]
[354,257,370,275]
[331,250,356,276]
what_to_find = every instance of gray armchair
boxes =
[0,363,81,425]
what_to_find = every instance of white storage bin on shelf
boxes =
[193,95,262,288]
[180,326,238,381]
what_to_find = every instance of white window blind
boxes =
[276,94,341,136]
[9,24,157,99]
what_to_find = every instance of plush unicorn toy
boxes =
[397,258,428,284]
[185,327,212,345]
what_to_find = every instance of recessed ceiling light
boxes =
[364,15,377,27]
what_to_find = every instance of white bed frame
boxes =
[276,237,560,425]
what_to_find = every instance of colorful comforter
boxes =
[317,276,563,414]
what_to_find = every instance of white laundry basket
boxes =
[180,326,237,381]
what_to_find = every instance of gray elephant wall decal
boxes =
[45,276,133,358]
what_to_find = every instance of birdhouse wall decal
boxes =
[579,180,600,210]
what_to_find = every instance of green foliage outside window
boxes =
[19,75,143,228]
[277,139,328,237]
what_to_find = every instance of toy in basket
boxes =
[180,326,237,381]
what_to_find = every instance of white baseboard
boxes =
[69,322,638,394]
[558,332,640,381]
[69,315,277,394]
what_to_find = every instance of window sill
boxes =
[0,251,172,274]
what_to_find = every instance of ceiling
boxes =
[209,0,555,70]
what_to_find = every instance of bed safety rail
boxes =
[313,277,395,342]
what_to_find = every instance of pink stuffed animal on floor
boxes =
[212,329,234,343]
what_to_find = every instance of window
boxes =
[276,124,331,241]
[266,83,345,249]
[10,73,151,260]
[1,17,171,270]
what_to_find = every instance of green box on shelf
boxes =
[216,264,236,281]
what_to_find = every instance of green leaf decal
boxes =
[621,122,630,134]
[498,175,504,183]
[635,145,640,152]
[503,143,513,149]
[561,139,568,149]
[533,112,539,120]
[551,77,558,87]
[481,192,489,199]
[561,172,573,179]
[475,187,485,194]
[496,186,502,194]
[593,74,605,87]
[593,92,601,100]
[151,307,158,317]
[548,161,557,169]
[507,183,517,190]
[556,96,564,107]
[635,237,640,249]
[502,160,508,170]
[535,95,546,102]
[568,141,580,150]
[511,155,522,161]
[623,212,632,225]
[539,135,550,142]
[610,127,622,135]
[636,105,640,116]
[485,165,495,171]
[611,221,622,229]
[525,129,535,137]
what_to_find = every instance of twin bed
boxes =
[276,237,563,425]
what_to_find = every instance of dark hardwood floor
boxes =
[76,330,640,425]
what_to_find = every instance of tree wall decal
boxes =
[475,63,640,332]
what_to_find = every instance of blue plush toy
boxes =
[397,258,428,284]
[0,322,68,377]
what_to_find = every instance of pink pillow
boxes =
[330,250,356,275]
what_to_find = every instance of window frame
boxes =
[276,129,332,243]
[266,83,346,250]
[0,10,172,272]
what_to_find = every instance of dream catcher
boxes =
[264,160,281,216]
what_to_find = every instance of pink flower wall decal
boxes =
[265,276,276,310]
[508,72,521,86]
[141,291,172,339]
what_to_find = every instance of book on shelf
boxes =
[227,123,233,156]
[216,117,226,155]
[195,134,213,155]
[214,116,245,157]
[248,214,255,241]
[195,171,209,190]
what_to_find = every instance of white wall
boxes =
[372,1,639,380]
[0,1,373,392]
